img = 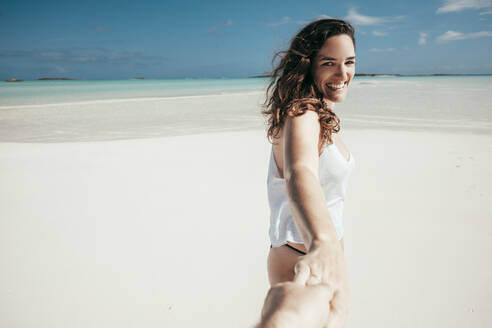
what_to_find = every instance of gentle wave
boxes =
[344,117,492,129]
[0,91,264,110]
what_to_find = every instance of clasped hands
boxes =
[258,241,349,328]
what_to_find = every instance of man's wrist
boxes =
[261,310,301,328]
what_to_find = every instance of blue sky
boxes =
[1,0,492,79]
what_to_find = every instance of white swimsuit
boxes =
[267,142,355,247]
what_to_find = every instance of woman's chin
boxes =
[324,93,347,104]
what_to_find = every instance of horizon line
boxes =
[3,73,492,82]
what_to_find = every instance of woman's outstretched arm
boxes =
[282,109,349,327]
[283,109,340,255]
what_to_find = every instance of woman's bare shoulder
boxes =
[284,109,320,138]
[283,110,321,180]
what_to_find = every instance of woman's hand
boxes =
[293,239,349,328]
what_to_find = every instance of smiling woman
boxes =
[263,19,356,150]
[256,19,357,328]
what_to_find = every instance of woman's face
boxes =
[311,34,356,106]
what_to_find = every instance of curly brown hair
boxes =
[262,18,356,148]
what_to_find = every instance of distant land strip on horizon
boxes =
[3,74,492,82]
[248,73,492,78]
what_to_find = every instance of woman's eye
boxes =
[322,62,334,66]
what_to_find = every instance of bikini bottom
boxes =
[270,243,307,255]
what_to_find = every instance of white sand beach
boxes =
[1,124,491,327]
[1,77,492,327]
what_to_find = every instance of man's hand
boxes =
[292,239,349,328]
[258,281,334,328]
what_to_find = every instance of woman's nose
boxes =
[335,63,347,78]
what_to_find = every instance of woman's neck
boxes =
[323,99,335,110]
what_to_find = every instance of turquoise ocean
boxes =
[0,78,268,107]
[1,76,491,142]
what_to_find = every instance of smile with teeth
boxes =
[327,81,347,90]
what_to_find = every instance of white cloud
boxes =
[267,16,292,27]
[90,25,111,32]
[207,19,233,35]
[344,8,405,26]
[207,26,219,35]
[369,47,396,52]
[267,16,309,27]
[436,30,492,42]
[436,0,492,13]
[54,65,67,73]
[419,32,428,45]
[479,9,492,14]
[0,48,166,66]
[38,51,66,58]
[372,30,388,36]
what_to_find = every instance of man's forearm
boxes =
[256,310,302,328]
[256,282,333,328]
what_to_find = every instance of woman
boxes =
[258,18,356,327]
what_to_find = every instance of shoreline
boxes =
[1,124,491,145]
[0,90,265,110]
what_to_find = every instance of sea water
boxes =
[0,78,269,107]
[340,75,492,133]
[0,76,491,142]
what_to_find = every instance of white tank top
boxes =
[267,142,355,247]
